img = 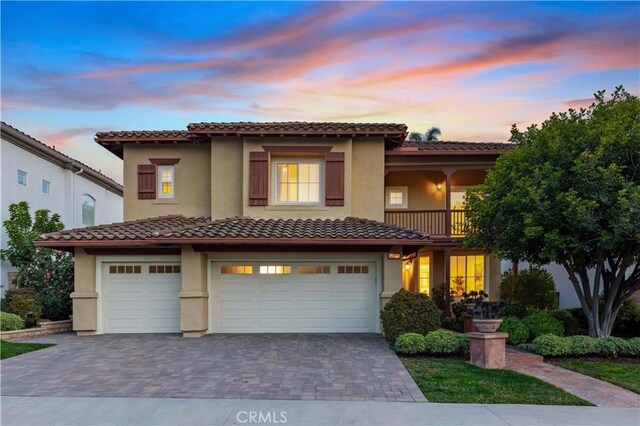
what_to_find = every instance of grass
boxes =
[401,357,592,405]
[1,341,55,360]
[550,358,640,394]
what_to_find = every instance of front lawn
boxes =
[402,357,592,405]
[1,341,55,359]
[550,358,640,394]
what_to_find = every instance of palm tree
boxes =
[408,131,423,141]
[424,126,441,142]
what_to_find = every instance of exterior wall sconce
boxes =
[436,183,443,191]
[388,246,402,260]
[404,262,411,271]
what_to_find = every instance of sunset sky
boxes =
[2,1,639,183]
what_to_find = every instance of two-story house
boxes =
[37,122,512,337]
[1,122,123,296]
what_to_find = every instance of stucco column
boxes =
[180,245,209,337]
[381,256,403,307]
[70,248,98,335]
[443,169,455,237]
[443,248,452,317]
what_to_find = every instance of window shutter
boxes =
[249,151,269,206]
[325,152,345,206]
[138,164,156,199]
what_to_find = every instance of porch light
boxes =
[436,183,442,191]
[388,252,401,260]
[404,262,411,271]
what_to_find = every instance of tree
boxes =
[424,126,441,142]
[464,87,640,337]
[1,201,64,269]
[408,131,423,141]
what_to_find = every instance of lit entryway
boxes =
[102,263,181,333]
[210,260,378,333]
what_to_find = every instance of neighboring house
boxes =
[37,122,513,336]
[1,122,123,296]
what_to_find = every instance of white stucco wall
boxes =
[0,136,123,296]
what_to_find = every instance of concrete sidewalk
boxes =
[2,396,639,426]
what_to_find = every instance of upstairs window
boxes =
[385,186,408,209]
[17,170,27,186]
[42,180,51,194]
[273,160,321,204]
[82,194,95,226]
[157,165,174,198]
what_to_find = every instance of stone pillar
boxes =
[70,248,98,335]
[180,245,209,337]
[381,256,402,308]
[468,332,508,369]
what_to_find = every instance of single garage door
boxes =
[102,263,181,333]
[210,261,378,333]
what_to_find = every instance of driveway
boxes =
[0,333,425,402]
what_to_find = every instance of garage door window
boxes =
[259,265,292,274]
[337,265,369,274]
[149,265,181,274]
[298,265,330,274]
[109,265,142,274]
[221,265,253,274]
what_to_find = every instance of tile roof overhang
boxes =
[36,215,428,250]
[95,122,408,158]
[387,140,514,156]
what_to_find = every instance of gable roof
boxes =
[1,122,123,195]
[36,215,428,248]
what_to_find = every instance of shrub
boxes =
[621,337,640,357]
[503,303,528,319]
[4,290,42,327]
[523,312,564,339]
[500,267,558,312]
[455,334,470,354]
[394,333,427,355]
[424,330,459,355]
[380,289,441,344]
[550,310,586,336]
[566,335,598,356]
[498,316,530,345]
[613,300,640,338]
[595,337,630,358]
[441,317,463,333]
[431,282,447,314]
[1,312,25,331]
[532,334,570,357]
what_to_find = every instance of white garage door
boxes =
[102,263,181,333]
[210,261,378,333]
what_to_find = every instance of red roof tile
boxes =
[187,121,407,136]
[400,140,513,151]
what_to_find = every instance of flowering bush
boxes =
[14,248,74,321]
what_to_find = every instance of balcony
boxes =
[384,209,468,237]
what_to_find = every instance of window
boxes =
[298,265,330,274]
[157,165,174,198]
[17,170,27,186]
[337,265,369,274]
[149,265,181,274]
[42,180,51,194]
[419,256,430,294]
[109,265,142,274]
[81,194,95,226]
[385,186,408,209]
[450,255,485,297]
[259,265,292,274]
[274,160,321,204]
[221,265,253,275]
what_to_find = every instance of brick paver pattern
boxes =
[511,363,640,407]
[0,333,426,402]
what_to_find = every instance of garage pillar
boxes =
[180,245,209,337]
[70,248,98,335]
[381,256,403,308]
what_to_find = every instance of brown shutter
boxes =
[325,152,345,206]
[249,151,269,206]
[138,164,156,199]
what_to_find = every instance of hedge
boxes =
[531,334,640,358]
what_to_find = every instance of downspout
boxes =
[72,166,84,226]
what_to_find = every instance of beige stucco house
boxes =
[37,122,512,337]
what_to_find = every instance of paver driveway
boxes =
[0,333,425,402]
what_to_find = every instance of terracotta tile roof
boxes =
[37,215,427,247]
[187,121,408,136]
[400,140,513,151]
[95,130,191,140]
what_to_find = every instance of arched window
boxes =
[82,194,95,226]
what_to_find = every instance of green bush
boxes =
[3,289,42,327]
[523,312,564,339]
[566,335,598,356]
[394,333,427,355]
[550,310,585,336]
[441,317,463,332]
[1,311,25,331]
[499,267,558,312]
[613,300,640,338]
[503,303,528,319]
[621,337,640,357]
[431,282,447,314]
[455,334,470,354]
[424,330,459,355]
[532,334,570,357]
[498,316,530,345]
[380,289,441,344]
[596,337,630,358]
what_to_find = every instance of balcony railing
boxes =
[384,209,468,237]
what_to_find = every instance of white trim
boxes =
[385,186,408,209]
[271,158,324,206]
[157,165,175,199]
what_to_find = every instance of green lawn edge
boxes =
[550,358,640,394]
[1,341,55,360]
[402,357,592,406]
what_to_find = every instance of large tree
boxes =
[464,87,640,337]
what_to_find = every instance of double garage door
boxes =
[101,259,378,334]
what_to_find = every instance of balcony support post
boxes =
[443,169,455,237]
[444,248,452,317]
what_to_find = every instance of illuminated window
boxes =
[419,256,430,294]
[450,255,485,297]
[298,265,330,274]
[221,265,253,275]
[274,160,321,204]
[385,186,408,209]
[259,265,292,274]
[158,166,174,198]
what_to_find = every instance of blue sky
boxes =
[2,1,638,182]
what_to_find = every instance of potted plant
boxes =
[461,291,487,332]
[471,301,508,333]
